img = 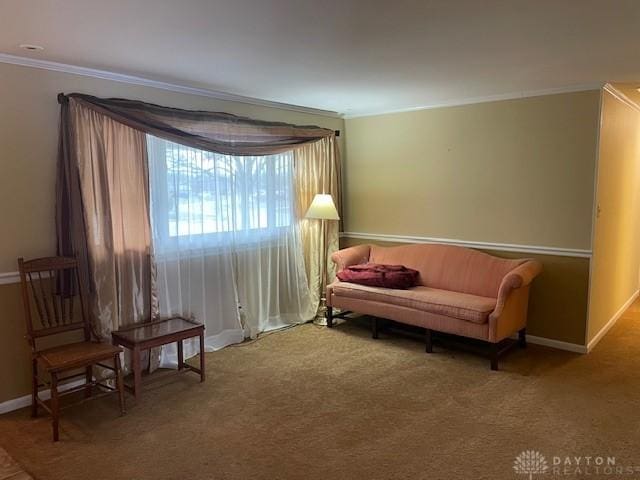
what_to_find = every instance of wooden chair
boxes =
[18,256,125,441]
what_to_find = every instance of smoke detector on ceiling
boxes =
[19,44,44,52]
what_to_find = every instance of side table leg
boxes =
[177,339,184,370]
[132,346,142,401]
[199,333,205,383]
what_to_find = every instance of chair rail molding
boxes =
[339,232,592,258]
[0,271,20,285]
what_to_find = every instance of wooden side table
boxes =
[111,317,205,400]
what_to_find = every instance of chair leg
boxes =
[372,317,379,339]
[114,354,126,415]
[425,328,433,353]
[489,343,499,371]
[50,373,60,442]
[31,359,38,418]
[84,365,93,398]
[326,306,333,328]
[518,328,527,348]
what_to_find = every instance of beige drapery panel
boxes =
[293,136,342,311]
[56,98,156,338]
[56,92,340,338]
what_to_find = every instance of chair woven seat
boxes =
[38,341,122,372]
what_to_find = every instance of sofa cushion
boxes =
[330,281,496,324]
[369,244,525,298]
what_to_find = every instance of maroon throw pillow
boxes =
[337,263,419,289]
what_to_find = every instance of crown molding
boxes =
[0,53,609,120]
[603,83,640,112]
[0,53,342,118]
[339,232,592,258]
[344,82,605,119]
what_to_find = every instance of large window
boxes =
[147,135,295,251]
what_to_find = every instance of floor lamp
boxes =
[304,193,340,325]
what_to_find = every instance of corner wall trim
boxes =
[339,232,592,258]
[587,289,639,352]
[603,84,640,113]
[0,378,85,415]
[0,53,341,118]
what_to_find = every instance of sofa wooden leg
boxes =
[372,317,379,339]
[518,328,527,348]
[489,343,499,371]
[326,306,333,328]
[425,328,433,353]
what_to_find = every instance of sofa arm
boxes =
[492,261,542,315]
[331,244,371,272]
[488,260,542,341]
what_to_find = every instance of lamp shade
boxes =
[304,194,340,220]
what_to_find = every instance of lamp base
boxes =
[312,316,329,326]
[313,316,345,326]
[312,298,345,326]
[313,296,329,326]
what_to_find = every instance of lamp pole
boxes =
[304,193,340,325]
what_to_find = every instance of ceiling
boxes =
[2,0,640,116]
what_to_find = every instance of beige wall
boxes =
[587,89,640,342]
[344,91,601,249]
[0,62,343,404]
[342,91,602,346]
[0,283,32,405]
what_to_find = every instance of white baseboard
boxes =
[0,378,86,415]
[587,289,639,352]
[524,334,587,354]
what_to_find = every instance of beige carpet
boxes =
[1,306,640,480]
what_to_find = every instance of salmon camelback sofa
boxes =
[326,244,542,370]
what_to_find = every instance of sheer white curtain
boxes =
[147,136,315,366]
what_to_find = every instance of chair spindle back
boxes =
[18,257,90,349]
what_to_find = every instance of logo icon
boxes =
[514,450,548,479]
